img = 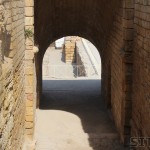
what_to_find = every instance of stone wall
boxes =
[0,0,148,149]
[24,0,35,140]
[0,0,26,149]
[101,2,124,141]
[131,0,150,148]
[64,36,77,63]
[102,0,150,146]
[102,0,134,144]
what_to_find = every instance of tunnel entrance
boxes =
[35,37,127,150]
[40,37,102,108]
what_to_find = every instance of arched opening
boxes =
[33,0,132,146]
[34,36,125,149]
[41,36,102,107]
[35,34,104,108]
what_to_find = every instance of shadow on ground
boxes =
[39,79,129,150]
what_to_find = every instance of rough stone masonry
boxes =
[0,0,150,149]
[0,0,26,149]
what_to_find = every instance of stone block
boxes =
[25,17,34,26]
[25,50,34,60]
[26,107,34,116]
[25,75,34,86]
[26,129,33,135]
[26,100,33,107]
[25,86,34,94]
[123,29,134,40]
[25,7,34,17]
[26,115,34,122]
[25,0,34,7]
[25,122,34,129]
[123,0,134,8]
[25,67,34,75]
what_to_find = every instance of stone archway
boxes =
[33,0,134,145]
[34,0,121,56]
[1,0,150,149]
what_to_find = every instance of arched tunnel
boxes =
[33,0,131,147]
[1,0,150,149]
[34,0,121,110]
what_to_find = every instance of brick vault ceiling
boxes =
[35,0,120,56]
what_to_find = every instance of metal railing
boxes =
[43,65,101,79]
